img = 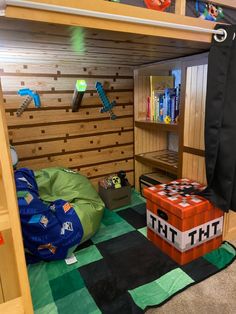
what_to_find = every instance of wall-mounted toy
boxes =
[195,1,224,22]
[144,0,171,12]
[71,80,87,112]
[17,88,41,117]
[95,82,117,120]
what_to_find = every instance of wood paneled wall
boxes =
[182,152,206,184]
[1,62,134,187]
[184,64,207,151]
[182,63,207,184]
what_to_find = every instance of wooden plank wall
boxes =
[184,64,207,152]
[0,62,134,187]
[182,64,207,184]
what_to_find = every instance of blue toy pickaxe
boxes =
[17,88,41,117]
[95,82,117,120]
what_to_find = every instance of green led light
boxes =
[76,80,87,92]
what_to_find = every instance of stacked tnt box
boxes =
[147,72,181,124]
[98,171,131,210]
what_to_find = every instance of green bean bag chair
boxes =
[34,167,105,243]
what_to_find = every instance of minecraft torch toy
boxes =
[71,79,87,112]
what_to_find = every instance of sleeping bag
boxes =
[15,167,104,262]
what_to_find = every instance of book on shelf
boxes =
[147,75,180,124]
[149,75,173,122]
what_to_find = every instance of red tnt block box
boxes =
[143,178,224,265]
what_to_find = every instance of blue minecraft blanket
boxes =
[15,168,84,262]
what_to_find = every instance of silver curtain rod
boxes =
[0,0,224,36]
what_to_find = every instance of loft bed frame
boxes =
[1,0,235,44]
[0,0,236,313]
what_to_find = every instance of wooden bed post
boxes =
[0,82,33,313]
[175,0,186,15]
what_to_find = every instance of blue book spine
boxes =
[153,91,159,122]
[175,84,181,121]
[171,94,176,122]
[163,88,169,120]
[159,94,164,122]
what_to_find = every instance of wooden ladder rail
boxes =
[0,82,33,313]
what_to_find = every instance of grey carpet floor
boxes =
[147,240,236,314]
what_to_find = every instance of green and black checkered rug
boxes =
[28,191,236,314]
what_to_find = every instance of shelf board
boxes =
[135,149,178,175]
[0,207,10,231]
[135,120,179,132]
[0,297,24,314]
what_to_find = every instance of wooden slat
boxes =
[135,120,179,133]
[18,143,134,170]
[182,152,206,184]
[0,209,10,231]
[0,24,204,51]
[9,116,134,143]
[16,130,134,159]
[0,278,3,304]
[200,65,208,150]
[184,64,207,150]
[223,210,236,241]
[0,56,138,67]
[0,41,184,60]
[77,158,134,179]
[0,297,24,313]
[1,76,133,92]
[0,80,33,312]
[175,0,186,15]
[6,105,133,127]
[183,146,205,157]
[0,50,162,66]
[0,33,202,55]
[0,230,20,302]
[0,62,133,77]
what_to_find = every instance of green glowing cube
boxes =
[76,80,87,92]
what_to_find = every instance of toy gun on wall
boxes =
[95,82,117,120]
[17,88,41,117]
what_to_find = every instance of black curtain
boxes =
[203,24,236,212]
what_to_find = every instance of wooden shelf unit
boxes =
[134,53,209,190]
